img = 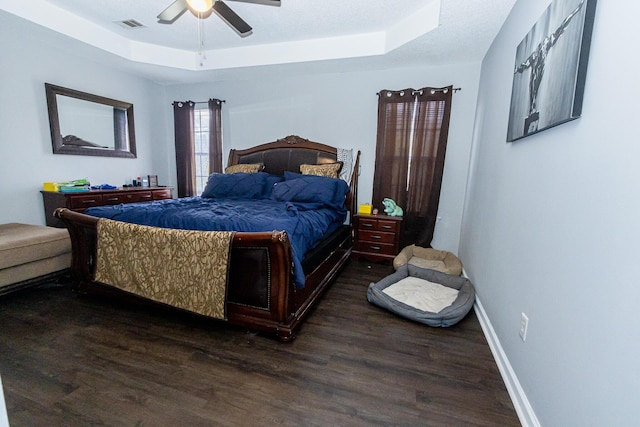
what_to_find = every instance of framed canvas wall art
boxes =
[506,0,597,142]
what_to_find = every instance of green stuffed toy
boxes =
[382,198,403,217]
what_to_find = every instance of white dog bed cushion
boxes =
[367,264,475,327]
[382,276,459,313]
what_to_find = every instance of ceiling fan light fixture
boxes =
[187,0,213,13]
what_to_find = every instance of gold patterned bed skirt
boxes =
[94,219,234,320]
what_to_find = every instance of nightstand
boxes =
[352,214,403,262]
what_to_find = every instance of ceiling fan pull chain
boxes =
[198,12,207,66]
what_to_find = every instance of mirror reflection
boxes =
[45,83,137,158]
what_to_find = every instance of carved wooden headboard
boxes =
[228,135,360,218]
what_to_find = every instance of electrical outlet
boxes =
[519,312,529,342]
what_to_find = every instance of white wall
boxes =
[460,1,640,425]
[0,12,168,226]
[161,63,482,253]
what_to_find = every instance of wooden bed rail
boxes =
[54,207,304,340]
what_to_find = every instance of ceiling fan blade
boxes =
[157,0,189,24]
[213,1,253,36]
[226,0,280,6]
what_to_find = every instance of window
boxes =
[194,107,210,195]
[172,99,223,198]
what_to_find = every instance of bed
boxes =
[55,135,360,341]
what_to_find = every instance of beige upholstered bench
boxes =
[0,223,72,295]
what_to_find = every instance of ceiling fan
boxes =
[157,0,281,37]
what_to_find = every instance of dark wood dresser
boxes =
[351,214,403,262]
[41,186,173,228]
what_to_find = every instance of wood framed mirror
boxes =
[45,83,137,158]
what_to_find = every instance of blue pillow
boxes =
[271,174,349,207]
[284,171,301,181]
[201,172,269,199]
[263,174,285,198]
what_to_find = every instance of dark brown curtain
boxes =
[372,89,415,212]
[208,98,223,174]
[372,86,453,248]
[173,101,195,198]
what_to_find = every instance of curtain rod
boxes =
[376,87,462,96]
[172,100,226,106]
[193,99,226,104]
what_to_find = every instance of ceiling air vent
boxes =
[114,19,145,29]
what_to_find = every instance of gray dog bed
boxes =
[367,264,475,327]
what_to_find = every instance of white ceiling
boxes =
[0,0,516,85]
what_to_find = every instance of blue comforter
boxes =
[85,196,346,288]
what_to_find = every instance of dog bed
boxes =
[393,245,463,276]
[367,264,475,327]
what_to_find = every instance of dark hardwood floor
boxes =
[0,260,519,426]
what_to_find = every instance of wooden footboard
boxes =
[54,208,350,341]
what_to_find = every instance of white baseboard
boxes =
[473,296,541,427]
[0,376,9,427]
